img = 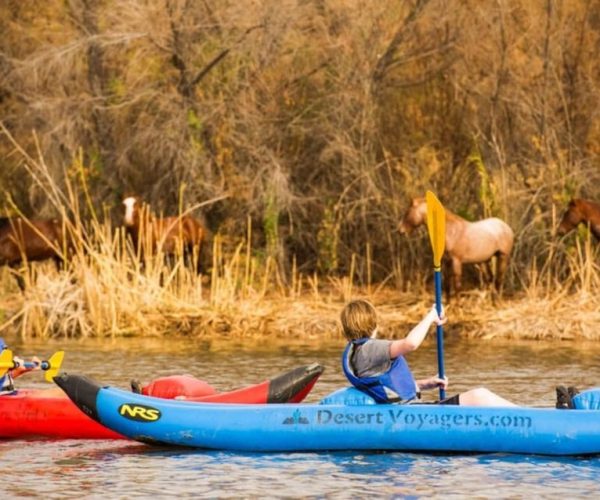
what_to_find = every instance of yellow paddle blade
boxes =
[44,350,65,383]
[426,191,446,268]
[0,349,14,377]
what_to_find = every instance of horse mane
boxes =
[412,197,465,221]
[443,207,464,222]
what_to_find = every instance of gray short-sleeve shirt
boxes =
[350,339,392,377]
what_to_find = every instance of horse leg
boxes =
[443,258,453,302]
[160,253,177,287]
[53,255,66,273]
[484,261,494,286]
[477,261,495,294]
[495,251,510,296]
[451,256,462,297]
[184,245,201,275]
[54,253,80,285]
[197,237,215,276]
[182,248,191,271]
[9,262,27,291]
[200,232,216,276]
[475,263,489,288]
[196,248,204,275]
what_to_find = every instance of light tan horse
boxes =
[399,197,514,296]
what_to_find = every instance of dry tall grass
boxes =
[1,228,598,341]
[0,228,356,340]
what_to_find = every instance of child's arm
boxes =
[416,375,448,391]
[389,306,445,359]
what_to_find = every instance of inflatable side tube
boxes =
[55,373,600,455]
[180,363,324,403]
[573,388,600,410]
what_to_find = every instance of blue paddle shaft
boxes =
[434,269,446,400]
[17,360,48,370]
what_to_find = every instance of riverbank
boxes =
[1,264,599,340]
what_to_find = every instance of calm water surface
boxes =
[3,334,600,498]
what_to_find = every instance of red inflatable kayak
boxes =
[0,363,323,439]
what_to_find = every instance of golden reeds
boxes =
[2,230,599,340]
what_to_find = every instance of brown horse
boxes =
[399,197,514,296]
[0,217,70,290]
[122,196,207,273]
[557,198,600,241]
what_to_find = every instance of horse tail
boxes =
[492,218,514,254]
[503,222,515,252]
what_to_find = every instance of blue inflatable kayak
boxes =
[54,374,600,456]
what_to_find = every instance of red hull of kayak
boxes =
[0,364,323,439]
[0,390,122,439]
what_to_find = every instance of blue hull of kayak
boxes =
[55,374,600,455]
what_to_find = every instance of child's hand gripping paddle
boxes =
[425,191,447,400]
[0,349,65,382]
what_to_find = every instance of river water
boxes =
[2,334,600,498]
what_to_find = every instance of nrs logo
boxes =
[118,404,161,422]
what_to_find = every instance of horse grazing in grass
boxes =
[122,196,207,273]
[0,217,70,290]
[398,197,514,297]
[557,198,600,241]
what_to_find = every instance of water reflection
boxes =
[6,440,600,498]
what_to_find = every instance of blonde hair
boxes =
[340,299,377,340]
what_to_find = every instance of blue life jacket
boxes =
[342,338,418,403]
[0,337,15,394]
